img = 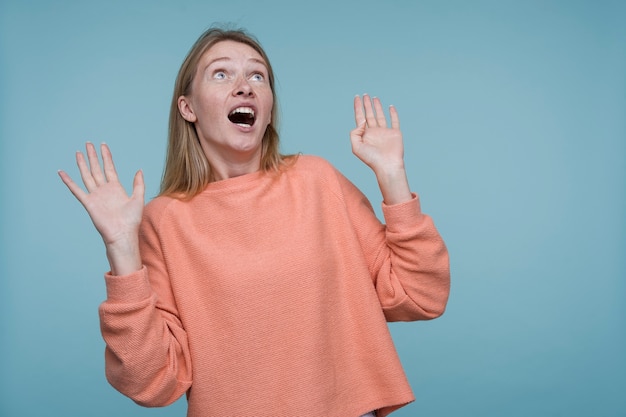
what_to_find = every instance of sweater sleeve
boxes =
[98,203,192,407]
[335,170,450,322]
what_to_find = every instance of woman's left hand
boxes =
[350,94,404,174]
[350,94,412,205]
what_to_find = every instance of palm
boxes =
[59,143,144,246]
[350,95,404,172]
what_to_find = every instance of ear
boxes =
[178,95,197,123]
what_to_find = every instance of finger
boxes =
[58,170,89,206]
[76,150,97,191]
[100,143,119,183]
[373,97,387,127]
[85,142,106,185]
[353,95,366,127]
[389,105,400,130]
[363,94,378,127]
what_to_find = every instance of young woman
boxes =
[59,27,450,417]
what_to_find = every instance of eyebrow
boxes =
[204,56,268,69]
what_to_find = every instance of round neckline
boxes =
[200,169,268,193]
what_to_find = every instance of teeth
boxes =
[228,106,256,127]
[229,107,255,117]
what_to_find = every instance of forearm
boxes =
[100,268,192,406]
[336,168,450,321]
[378,198,450,321]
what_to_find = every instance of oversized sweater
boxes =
[99,155,450,417]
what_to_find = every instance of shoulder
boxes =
[290,154,338,178]
[143,195,179,227]
[288,155,363,201]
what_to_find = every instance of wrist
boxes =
[105,236,142,276]
[375,164,412,206]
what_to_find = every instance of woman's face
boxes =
[178,40,274,176]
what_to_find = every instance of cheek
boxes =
[265,94,274,124]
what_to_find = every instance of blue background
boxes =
[1,1,624,416]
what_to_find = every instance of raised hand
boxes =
[58,142,144,275]
[350,95,412,205]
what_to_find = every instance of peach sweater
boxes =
[99,155,450,417]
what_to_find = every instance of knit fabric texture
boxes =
[99,155,450,417]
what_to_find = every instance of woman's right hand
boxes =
[58,142,145,275]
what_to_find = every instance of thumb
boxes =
[349,122,368,157]
[350,121,366,141]
[131,170,145,203]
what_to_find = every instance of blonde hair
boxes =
[159,27,290,199]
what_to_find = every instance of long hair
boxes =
[159,27,289,199]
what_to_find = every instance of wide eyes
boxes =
[250,73,264,82]
[213,71,227,80]
[211,70,265,82]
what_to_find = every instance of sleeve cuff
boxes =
[381,193,423,232]
[104,266,152,303]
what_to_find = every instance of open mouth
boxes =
[228,107,256,127]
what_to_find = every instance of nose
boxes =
[233,76,254,97]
